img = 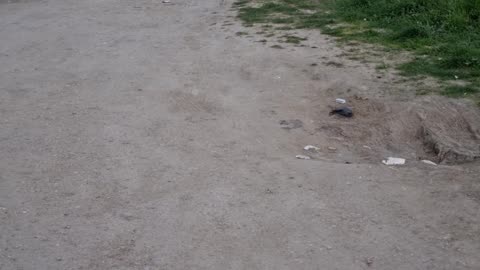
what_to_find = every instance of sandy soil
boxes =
[1,0,479,269]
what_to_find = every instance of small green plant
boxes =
[376,62,390,70]
[232,0,249,7]
[281,35,307,44]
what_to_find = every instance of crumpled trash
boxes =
[382,157,406,165]
[335,98,346,104]
[329,107,353,117]
[296,155,311,160]
[304,145,320,151]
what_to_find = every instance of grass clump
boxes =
[237,2,301,24]
[442,85,479,97]
[233,0,480,101]
[281,34,307,44]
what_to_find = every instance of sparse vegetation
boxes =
[281,34,307,44]
[270,44,284,49]
[233,0,480,102]
[376,62,391,70]
[442,85,479,97]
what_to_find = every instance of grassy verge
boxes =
[233,0,480,102]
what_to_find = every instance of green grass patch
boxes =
[442,85,479,97]
[237,2,301,24]
[233,0,480,101]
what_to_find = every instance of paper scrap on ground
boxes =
[421,160,437,166]
[382,157,406,165]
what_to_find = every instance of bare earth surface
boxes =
[1,0,480,269]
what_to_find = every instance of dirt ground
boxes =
[1,0,480,269]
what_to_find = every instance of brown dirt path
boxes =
[1,0,479,269]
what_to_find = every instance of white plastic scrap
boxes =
[304,145,320,151]
[421,160,437,166]
[296,155,311,160]
[335,98,346,104]
[382,157,406,165]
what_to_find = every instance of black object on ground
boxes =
[329,107,353,117]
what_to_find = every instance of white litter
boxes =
[162,0,171,3]
[304,145,320,151]
[421,160,437,166]
[382,157,406,165]
[335,98,346,104]
[296,155,311,160]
